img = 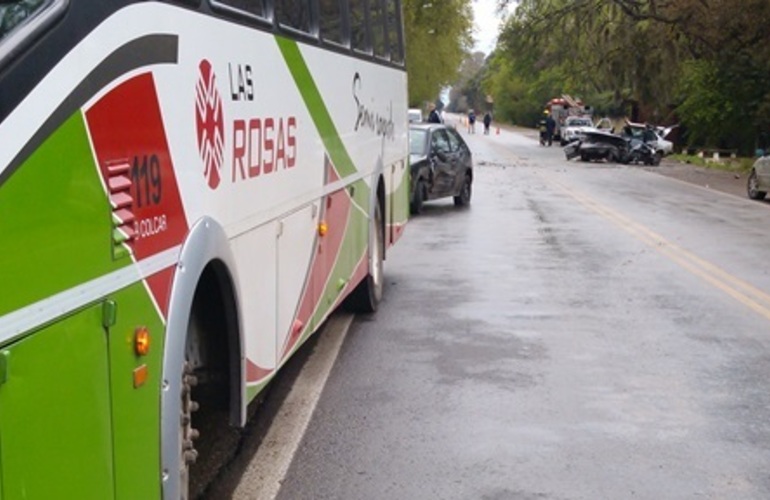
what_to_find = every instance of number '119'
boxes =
[131,154,162,207]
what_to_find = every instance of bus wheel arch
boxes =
[345,176,386,313]
[161,217,244,500]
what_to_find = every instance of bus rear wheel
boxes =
[179,361,199,500]
[345,199,384,313]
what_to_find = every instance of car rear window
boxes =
[568,118,592,127]
[409,129,427,155]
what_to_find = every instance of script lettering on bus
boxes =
[231,116,297,182]
[352,72,395,141]
[228,63,254,101]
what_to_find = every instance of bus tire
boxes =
[179,360,198,500]
[345,199,384,313]
[179,264,241,499]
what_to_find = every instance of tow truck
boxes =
[545,95,593,142]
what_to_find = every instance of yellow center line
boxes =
[542,172,770,321]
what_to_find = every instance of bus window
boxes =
[369,0,387,58]
[349,0,368,53]
[211,0,266,19]
[276,0,312,34]
[0,0,49,42]
[386,0,403,63]
[319,0,344,44]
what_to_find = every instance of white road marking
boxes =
[232,312,354,500]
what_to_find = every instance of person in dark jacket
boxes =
[427,103,442,123]
[545,111,556,146]
[483,112,492,135]
[538,112,548,145]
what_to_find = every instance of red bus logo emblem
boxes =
[195,59,225,190]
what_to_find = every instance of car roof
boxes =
[409,123,447,131]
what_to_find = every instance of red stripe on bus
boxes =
[246,359,272,383]
[86,72,189,318]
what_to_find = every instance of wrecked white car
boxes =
[559,116,598,146]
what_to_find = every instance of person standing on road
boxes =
[483,111,492,135]
[545,111,556,146]
[427,102,442,124]
[468,109,476,134]
[538,111,548,145]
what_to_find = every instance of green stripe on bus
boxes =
[276,37,358,178]
[0,113,123,318]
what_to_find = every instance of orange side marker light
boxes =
[134,326,151,356]
[133,364,148,388]
[318,221,328,237]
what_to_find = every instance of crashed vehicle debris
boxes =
[623,120,677,156]
[559,116,598,146]
[564,121,676,166]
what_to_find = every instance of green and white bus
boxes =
[0,1,408,498]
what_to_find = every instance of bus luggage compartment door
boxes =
[0,304,114,500]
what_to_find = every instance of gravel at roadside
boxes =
[642,159,749,199]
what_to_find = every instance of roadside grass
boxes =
[670,153,755,173]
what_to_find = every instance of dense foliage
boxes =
[403,0,474,107]
[456,0,770,154]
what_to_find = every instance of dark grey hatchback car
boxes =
[408,123,473,214]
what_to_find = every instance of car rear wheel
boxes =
[453,173,472,206]
[410,179,425,214]
[748,170,767,200]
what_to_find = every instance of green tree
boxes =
[447,51,486,113]
[403,0,474,107]
[486,0,770,153]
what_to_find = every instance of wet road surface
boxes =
[223,123,770,499]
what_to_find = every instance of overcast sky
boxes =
[473,1,513,55]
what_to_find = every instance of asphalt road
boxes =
[210,123,770,500]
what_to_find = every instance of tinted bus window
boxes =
[276,0,312,33]
[319,0,344,44]
[369,0,387,58]
[386,0,403,63]
[0,0,49,42]
[212,0,266,19]
[349,0,368,52]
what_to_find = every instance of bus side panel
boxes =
[388,157,409,245]
[291,176,370,357]
[0,114,119,318]
[0,305,114,500]
[276,205,318,362]
[385,75,410,247]
[233,224,278,394]
[312,185,357,328]
[107,282,166,500]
